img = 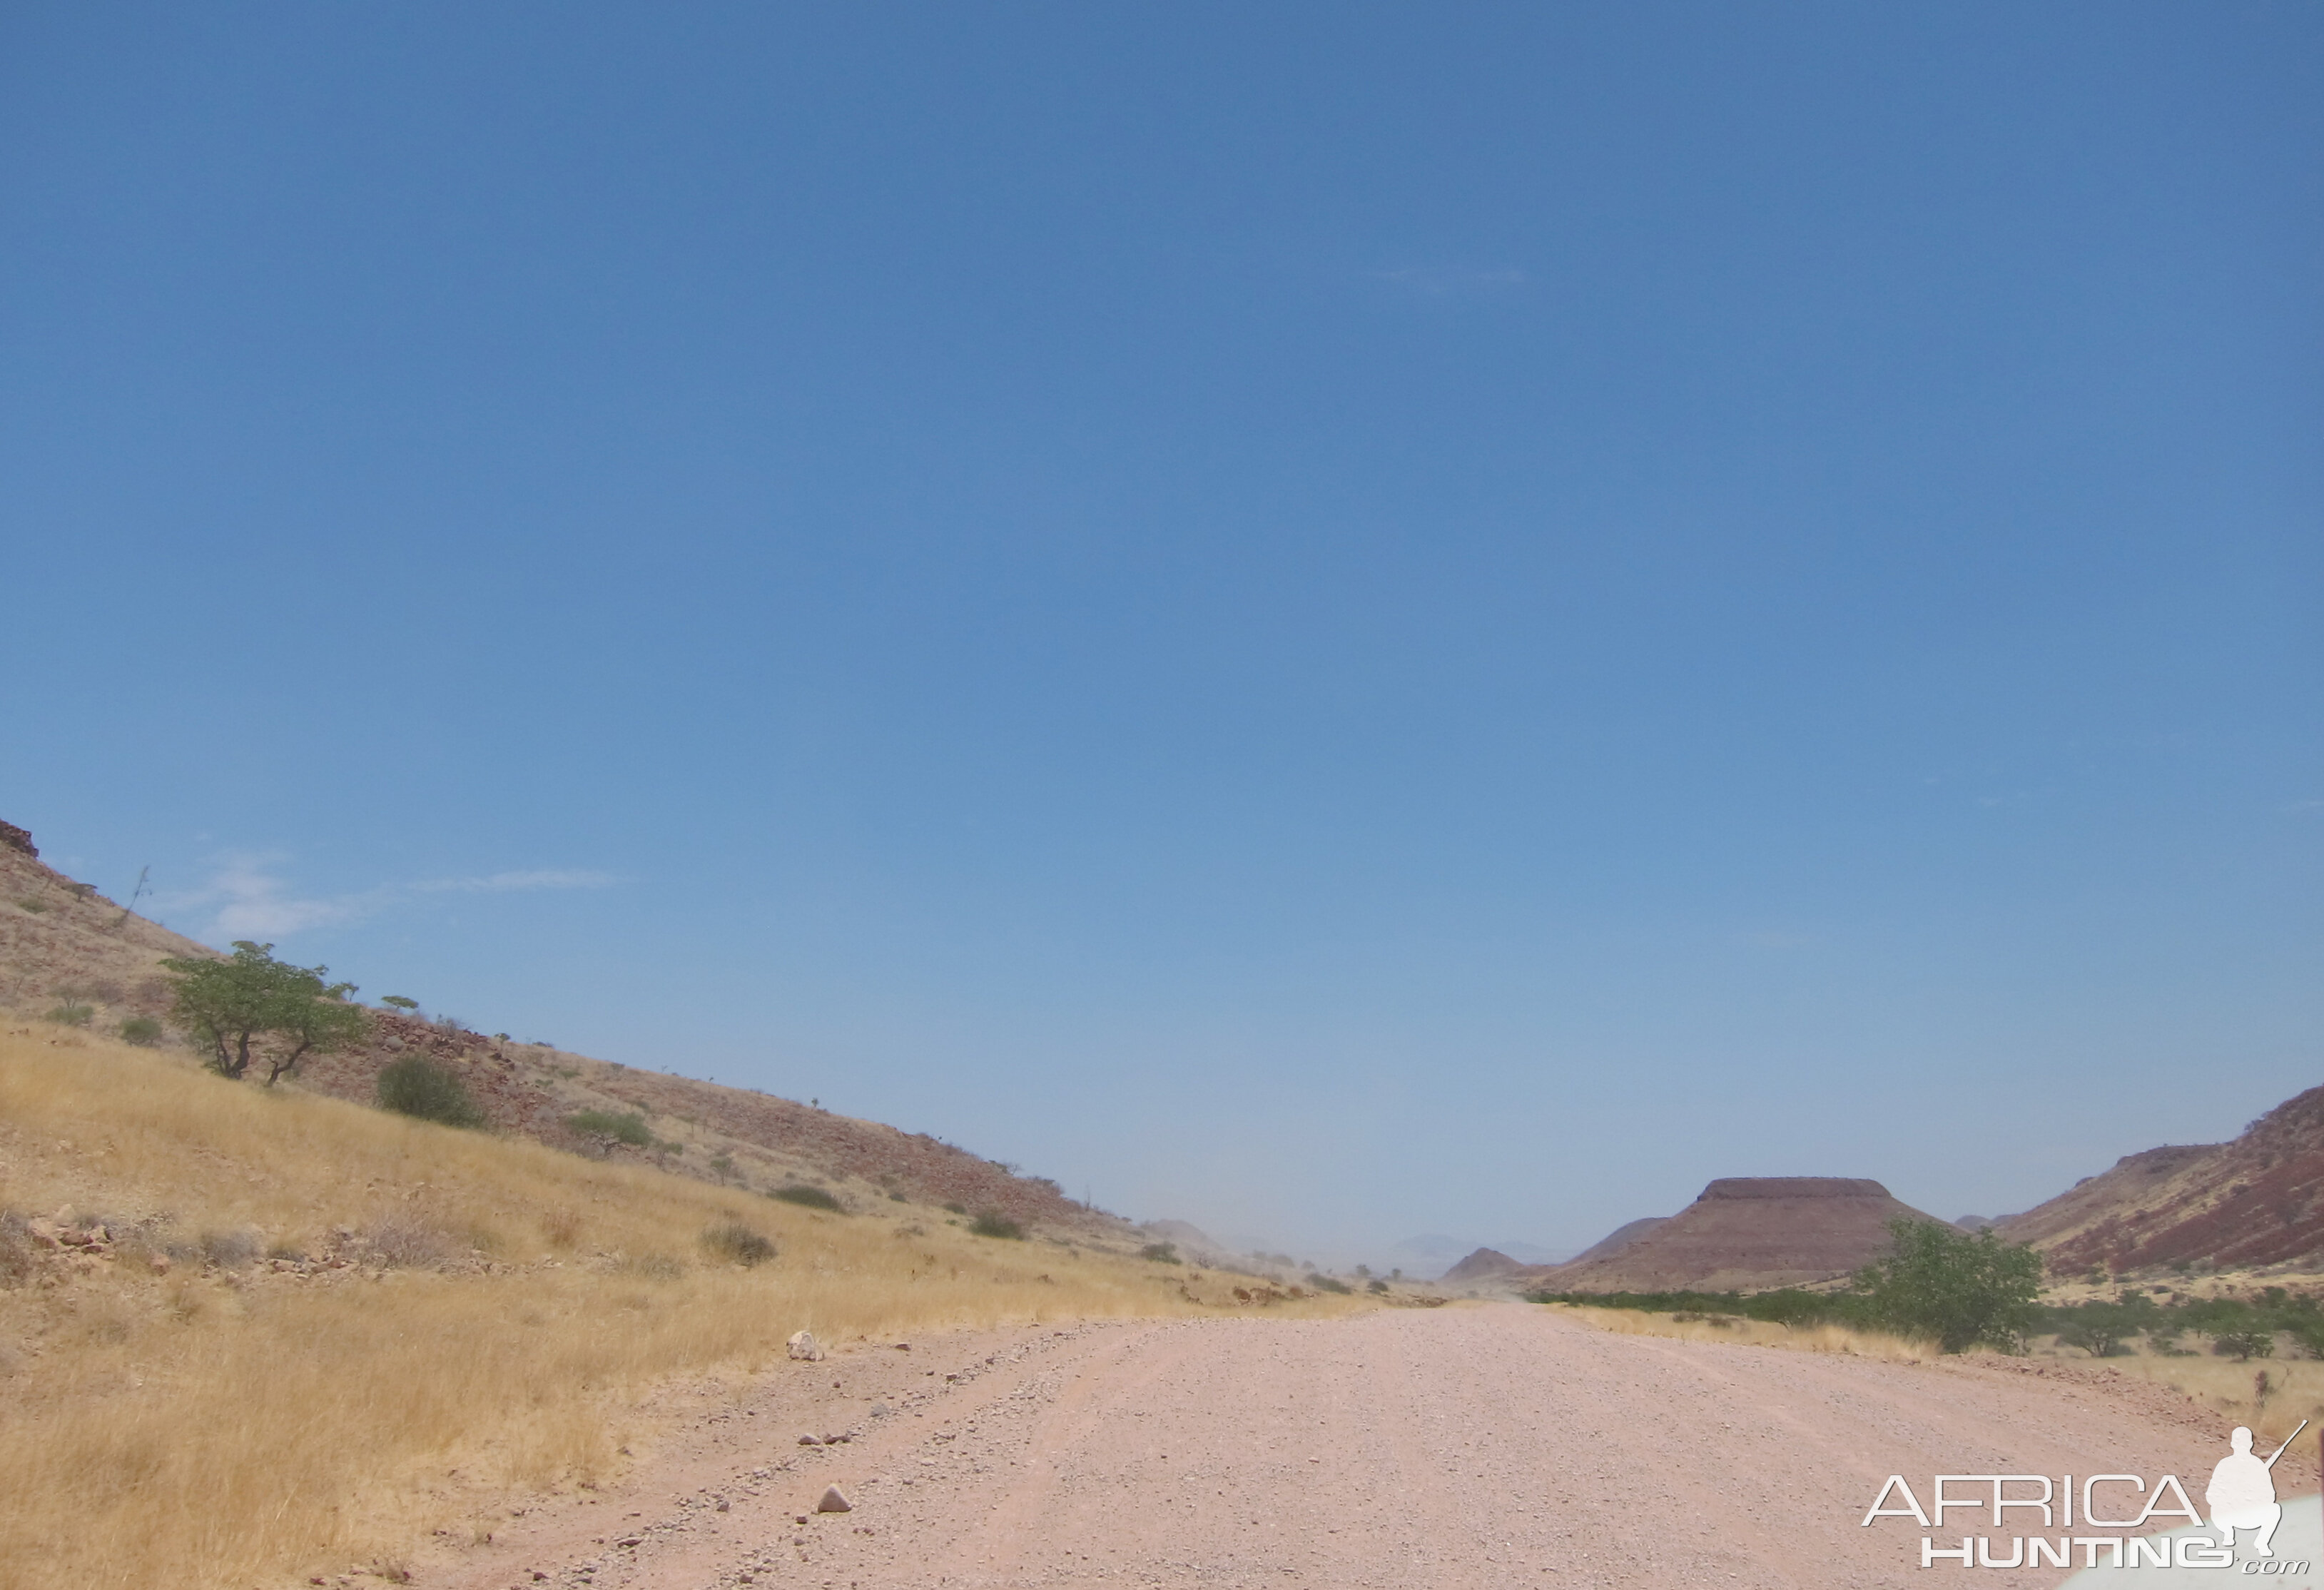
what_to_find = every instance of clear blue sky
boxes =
[3,4,2316,1263]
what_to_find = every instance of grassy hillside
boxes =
[0,832,1149,1242]
[0,1021,1334,1590]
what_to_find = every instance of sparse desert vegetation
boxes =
[0,1021,1347,1590]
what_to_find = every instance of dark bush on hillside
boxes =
[1367,1278,1390,1294]
[969,1212,1025,1240]
[1140,1243,1180,1264]
[770,1184,843,1212]
[2213,1328,2275,1361]
[701,1220,777,1267]
[117,1016,163,1047]
[1306,1273,1353,1295]
[565,1109,653,1147]
[376,1055,487,1129]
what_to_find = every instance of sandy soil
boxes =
[408,1304,2270,1590]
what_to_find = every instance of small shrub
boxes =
[565,1109,654,1147]
[970,1212,1025,1240]
[2213,1329,2276,1362]
[44,1003,94,1027]
[1140,1242,1180,1264]
[199,1230,260,1269]
[117,1016,163,1046]
[376,1055,487,1128]
[1367,1278,1390,1294]
[14,897,46,913]
[362,1215,450,1270]
[770,1184,843,1212]
[701,1220,777,1267]
[888,1190,908,1202]
[1306,1272,1353,1295]
[943,1202,968,1215]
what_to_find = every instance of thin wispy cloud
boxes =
[411,869,614,893]
[156,854,613,944]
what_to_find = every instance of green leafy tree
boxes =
[160,941,369,1085]
[1853,1217,2044,1353]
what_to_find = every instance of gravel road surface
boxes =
[415,1304,2260,1590]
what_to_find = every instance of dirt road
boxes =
[417,1304,2255,1590]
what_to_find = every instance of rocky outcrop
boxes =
[0,821,34,858]
[1538,1176,1941,1293]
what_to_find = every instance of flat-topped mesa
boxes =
[1542,1174,1941,1294]
[1697,1176,1891,1201]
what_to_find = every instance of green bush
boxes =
[375,1055,487,1129]
[943,1202,968,1215]
[1306,1272,1353,1295]
[701,1220,778,1267]
[2213,1328,2276,1361]
[1853,1217,2043,1352]
[969,1212,1025,1240]
[770,1184,843,1212]
[1140,1242,1181,1264]
[1367,1278,1390,1294]
[565,1109,654,1147]
[117,1016,163,1047]
[44,1003,95,1027]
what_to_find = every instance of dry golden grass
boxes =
[1553,1302,1932,1362]
[2067,1346,2324,1448]
[0,1023,1351,1590]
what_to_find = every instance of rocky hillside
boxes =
[0,824,1137,1243]
[1997,1089,2324,1275]
[0,827,216,1016]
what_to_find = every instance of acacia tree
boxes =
[1854,1216,2044,1353]
[160,941,369,1085]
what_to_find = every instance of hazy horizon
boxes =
[4,4,2317,1260]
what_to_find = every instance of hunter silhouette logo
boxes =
[2209,1423,2300,1559]
[1860,1419,2315,1574]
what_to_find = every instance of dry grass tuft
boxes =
[0,1023,1352,1590]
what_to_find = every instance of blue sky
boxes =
[3,4,2317,1264]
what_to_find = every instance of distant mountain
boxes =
[1440,1248,1531,1284]
[1533,1178,1940,1293]
[1393,1233,1571,1270]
